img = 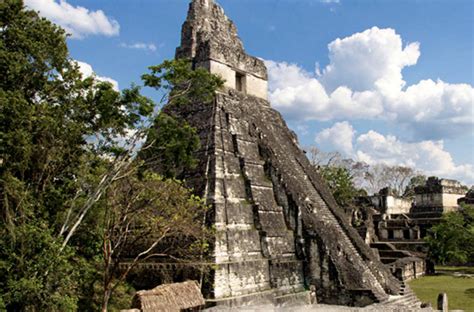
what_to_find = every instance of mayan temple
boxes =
[165,0,403,307]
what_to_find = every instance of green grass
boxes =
[408,267,474,311]
[436,265,474,275]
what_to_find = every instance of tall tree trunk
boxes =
[101,287,111,312]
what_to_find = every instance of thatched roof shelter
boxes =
[131,280,205,312]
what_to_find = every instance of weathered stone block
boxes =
[251,185,279,211]
[214,265,231,298]
[224,176,247,199]
[269,261,305,290]
[265,234,295,256]
[222,155,242,175]
[226,201,254,225]
[226,228,262,255]
[215,229,229,260]
[214,202,226,224]
[258,211,288,236]
[208,155,225,179]
[213,129,235,152]
[208,178,226,201]
[235,139,260,160]
[227,260,272,296]
[229,117,249,136]
[243,162,272,187]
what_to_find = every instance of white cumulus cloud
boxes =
[320,27,420,96]
[120,42,157,52]
[266,27,474,140]
[25,0,119,39]
[315,122,474,185]
[76,61,119,91]
[266,60,384,121]
[315,121,355,155]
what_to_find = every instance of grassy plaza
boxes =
[409,266,474,311]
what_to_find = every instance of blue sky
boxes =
[25,0,473,185]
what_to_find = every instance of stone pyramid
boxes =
[167,0,400,306]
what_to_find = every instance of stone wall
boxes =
[413,177,467,212]
[165,95,307,305]
[414,193,466,212]
[371,195,412,216]
[391,257,426,281]
[168,89,401,305]
[197,60,268,100]
[165,0,401,306]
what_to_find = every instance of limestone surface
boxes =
[168,0,402,307]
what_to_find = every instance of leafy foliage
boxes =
[0,223,79,311]
[1,2,222,311]
[140,113,200,178]
[142,59,224,107]
[139,59,223,179]
[317,165,369,226]
[318,166,366,207]
[403,175,427,198]
[425,205,474,265]
[100,170,211,310]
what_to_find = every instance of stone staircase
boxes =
[370,242,413,264]
[249,110,391,302]
[378,280,427,310]
[297,171,389,303]
[211,90,401,304]
[173,88,401,305]
[204,101,309,305]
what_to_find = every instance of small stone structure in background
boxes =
[355,178,468,282]
[437,292,448,311]
[413,178,468,214]
[458,187,474,206]
[370,187,413,216]
[374,178,467,244]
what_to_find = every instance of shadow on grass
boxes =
[465,288,474,298]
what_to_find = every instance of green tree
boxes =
[1,1,153,309]
[100,171,211,311]
[140,59,224,178]
[140,113,200,178]
[318,166,367,207]
[142,59,223,108]
[0,223,79,310]
[1,2,223,310]
[425,205,474,265]
[403,174,427,198]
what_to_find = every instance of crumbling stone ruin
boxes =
[413,178,468,214]
[120,1,448,310]
[364,177,468,280]
[458,187,474,206]
[373,178,467,244]
[163,0,405,307]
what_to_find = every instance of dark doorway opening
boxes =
[420,227,427,238]
[235,72,245,92]
[388,230,394,240]
[403,229,410,239]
